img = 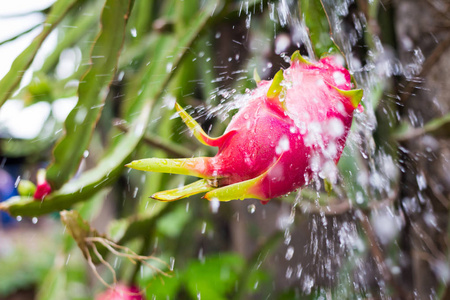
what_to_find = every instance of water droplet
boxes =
[416,172,427,190]
[285,246,294,260]
[201,222,206,234]
[130,27,137,37]
[210,198,220,214]
[284,229,291,245]
[75,107,87,123]
[332,71,346,86]
[302,274,315,294]
[285,266,293,278]
[296,265,303,278]
[198,248,204,263]
[247,204,256,214]
[170,257,175,271]
[14,176,21,188]
[275,34,291,54]
[275,135,290,154]
[245,14,251,28]
[32,217,38,224]
[165,61,174,73]
[16,216,22,222]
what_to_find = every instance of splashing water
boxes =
[166,0,436,297]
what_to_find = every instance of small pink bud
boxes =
[96,284,144,300]
[33,182,52,200]
[33,168,52,200]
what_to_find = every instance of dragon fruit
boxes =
[126,51,363,203]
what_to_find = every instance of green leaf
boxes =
[35,260,67,300]
[140,253,247,300]
[184,254,244,300]
[0,0,219,218]
[123,0,219,120]
[156,203,191,237]
[299,0,337,56]
[0,229,56,296]
[0,0,80,106]
[128,0,155,42]
[38,1,102,74]
[141,272,181,300]
[46,0,134,189]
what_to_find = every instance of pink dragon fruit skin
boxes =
[126,51,363,203]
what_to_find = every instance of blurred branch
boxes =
[114,119,194,158]
[399,35,450,103]
[357,210,408,299]
[299,199,353,215]
[427,176,449,209]
[424,0,450,20]
[410,222,447,261]
[395,113,450,141]
[282,183,399,216]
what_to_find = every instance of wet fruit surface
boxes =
[126,51,363,203]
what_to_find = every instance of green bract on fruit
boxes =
[126,51,363,204]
